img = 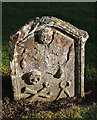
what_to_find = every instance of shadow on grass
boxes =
[84,76,97,103]
[2,73,14,100]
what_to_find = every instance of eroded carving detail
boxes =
[9,16,89,101]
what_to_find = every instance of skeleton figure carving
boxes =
[9,16,89,101]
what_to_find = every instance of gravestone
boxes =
[9,16,89,102]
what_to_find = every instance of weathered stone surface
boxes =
[9,16,89,101]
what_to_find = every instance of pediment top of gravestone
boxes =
[10,16,89,44]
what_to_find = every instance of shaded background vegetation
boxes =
[2,2,97,119]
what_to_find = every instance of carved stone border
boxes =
[9,16,89,99]
[74,35,89,97]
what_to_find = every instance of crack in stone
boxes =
[47,31,55,47]
[66,43,73,63]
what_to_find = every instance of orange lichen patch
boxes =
[60,37,65,45]
[66,26,71,31]
[13,55,17,59]
[54,45,58,50]
[16,35,21,44]
[60,21,67,26]
[21,31,26,38]
[51,28,56,32]
[14,49,17,53]
[48,36,52,41]
[16,31,25,43]
[52,18,60,23]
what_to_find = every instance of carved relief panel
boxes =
[9,16,89,101]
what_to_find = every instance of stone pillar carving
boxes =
[9,16,89,101]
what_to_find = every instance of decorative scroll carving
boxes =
[9,16,89,101]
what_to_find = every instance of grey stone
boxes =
[9,16,89,102]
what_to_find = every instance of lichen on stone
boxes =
[9,16,89,101]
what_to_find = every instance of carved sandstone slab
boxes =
[9,16,89,101]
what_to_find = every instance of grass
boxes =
[2,46,10,72]
[2,97,97,119]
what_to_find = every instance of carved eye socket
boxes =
[30,79,34,83]
[37,78,40,81]
[66,81,71,87]
[66,81,69,87]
